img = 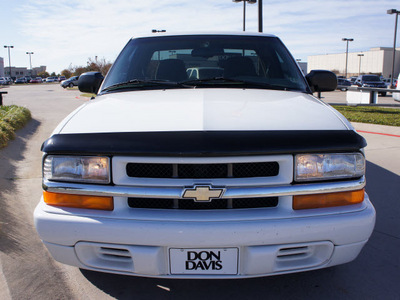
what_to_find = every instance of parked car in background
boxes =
[354,75,387,96]
[348,76,357,84]
[337,78,351,91]
[46,77,58,83]
[5,77,13,84]
[60,76,79,88]
[30,77,43,83]
[393,74,400,102]
[58,76,66,82]
[394,79,398,87]
[0,77,8,85]
[381,78,391,88]
[15,77,28,84]
[380,78,397,88]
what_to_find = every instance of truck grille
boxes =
[126,162,279,179]
[128,197,278,210]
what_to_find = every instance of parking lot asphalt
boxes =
[0,85,399,299]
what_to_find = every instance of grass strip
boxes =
[334,105,400,127]
[0,105,32,148]
[80,93,96,98]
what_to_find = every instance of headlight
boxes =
[44,155,110,184]
[295,153,365,182]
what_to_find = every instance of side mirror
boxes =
[306,70,337,93]
[78,72,104,94]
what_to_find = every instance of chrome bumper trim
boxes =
[43,176,365,199]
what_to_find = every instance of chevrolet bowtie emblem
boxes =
[182,186,225,202]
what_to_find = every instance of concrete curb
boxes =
[352,122,400,136]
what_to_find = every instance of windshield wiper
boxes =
[103,77,301,93]
[102,79,184,92]
[180,77,293,91]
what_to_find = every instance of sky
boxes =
[1,0,399,74]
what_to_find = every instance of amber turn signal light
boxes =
[43,191,114,211]
[293,189,365,210]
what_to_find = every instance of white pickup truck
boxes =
[34,32,375,278]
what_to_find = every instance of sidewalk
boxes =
[351,122,400,177]
[352,122,400,137]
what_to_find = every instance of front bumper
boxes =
[34,194,375,278]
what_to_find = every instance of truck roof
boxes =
[131,31,277,39]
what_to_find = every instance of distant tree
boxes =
[50,72,56,77]
[61,69,72,78]
[86,57,113,76]
[102,62,112,76]
[67,56,113,77]
[73,67,88,76]
[38,71,50,78]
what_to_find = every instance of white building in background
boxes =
[4,65,47,79]
[297,61,307,74]
[307,47,400,79]
[0,57,4,77]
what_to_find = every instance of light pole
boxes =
[26,52,34,76]
[233,0,257,31]
[357,53,364,76]
[387,9,399,88]
[342,38,354,78]
[258,0,263,32]
[4,45,14,79]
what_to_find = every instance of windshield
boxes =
[101,35,309,93]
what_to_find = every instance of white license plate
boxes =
[169,248,238,275]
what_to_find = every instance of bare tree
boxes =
[68,57,113,77]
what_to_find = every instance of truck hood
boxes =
[58,89,349,134]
